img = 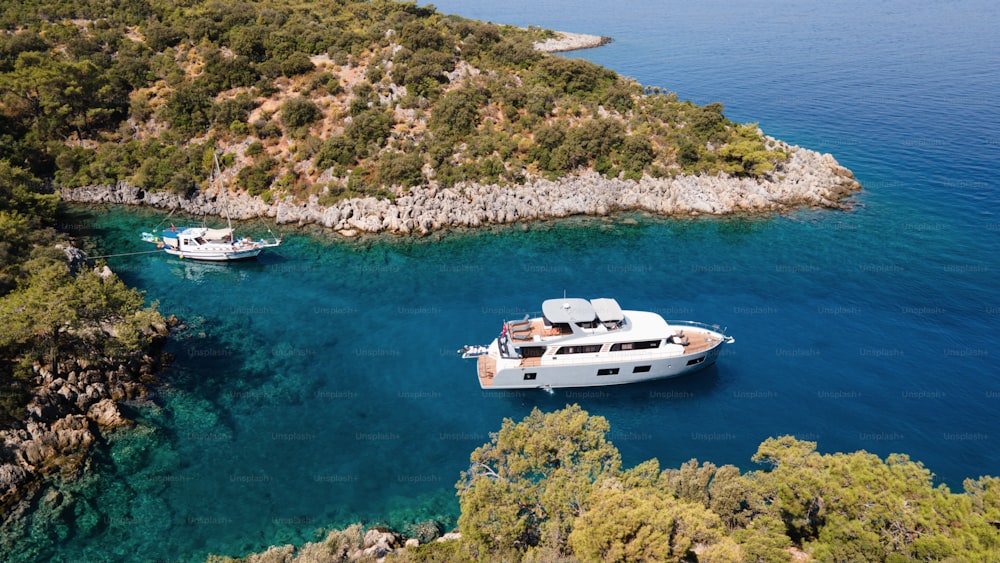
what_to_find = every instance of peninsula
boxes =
[533,31,612,53]
[10,0,858,235]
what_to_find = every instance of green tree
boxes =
[159,82,213,135]
[228,25,267,62]
[377,149,424,188]
[142,20,183,52]
[965,475,1000,524]
[211,93,256,129]
[429,86,483,140]
[280,51,315,77]
[718,123,786,177]
[201,48,258,93]
[484,36,541,69]
[748,436,1000,560]
[238,157,277,196]
[620,135,655,179]
[0,259,82,379]
[315,135,359,169]
[399,18,453,52]
[393,48,453,98]
[0,52,116,141]
[280,96,322,129]
[732,515,793,562]
[533,56,617,97]
[456,404,621,560]
[569,482,724,562]
[345,109,394,153]
[687,101,728,142]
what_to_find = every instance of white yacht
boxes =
[143,226,280,261]
[463,297,734,389]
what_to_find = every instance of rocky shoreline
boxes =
[0,282,172,523]
[534,31,612,53]
[60,139,861,238]
[225,525,462,562]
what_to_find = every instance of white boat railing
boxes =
[666,320,728,335]
[667,320,734,344]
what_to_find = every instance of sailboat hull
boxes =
[162,247,263,261]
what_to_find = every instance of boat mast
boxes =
[214,151,234,234]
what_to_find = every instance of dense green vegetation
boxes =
[0,138,161,425]
[0,160,162,423]
[215,405,1000,562]
[400,405,999,562]
[1,0,785,206]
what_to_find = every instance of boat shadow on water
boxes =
[161,246,290,281]
[167,259,253,284]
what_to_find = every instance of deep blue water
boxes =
[20,0,1000,560]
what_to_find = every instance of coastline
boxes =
[534,31,612,53]
[60,139,861,239]
[0,304,172,533]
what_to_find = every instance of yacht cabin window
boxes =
[610,340,661,352]
[556,344,602,355]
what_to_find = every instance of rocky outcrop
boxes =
[534,31,612,53]
[56,243,87,274]
[0,348,166,512]
[224,524,454,562]
[362,528,401,559]
[60,141,861,238]
[86,398,132,429]
[0,258,171,513]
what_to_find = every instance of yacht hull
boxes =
[481,337,727,389]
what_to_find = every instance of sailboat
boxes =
[141,153,281,261]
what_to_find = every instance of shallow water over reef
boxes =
[39,198,997,561]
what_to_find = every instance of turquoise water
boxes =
[15,0,1000,560]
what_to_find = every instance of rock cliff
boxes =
[61,140,860,238]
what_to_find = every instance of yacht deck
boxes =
[677,329,723,355]
[508,319,572,341]
[513,326,723,367]
[478,355,496,387]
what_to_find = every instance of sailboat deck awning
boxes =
[204,227,234,240]
[165,227,234,240]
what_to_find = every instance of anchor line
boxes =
[84,249,163,260]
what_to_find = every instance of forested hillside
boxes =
[0,164,164,424]
[441,406,1000,562]
[1,0,785,205]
